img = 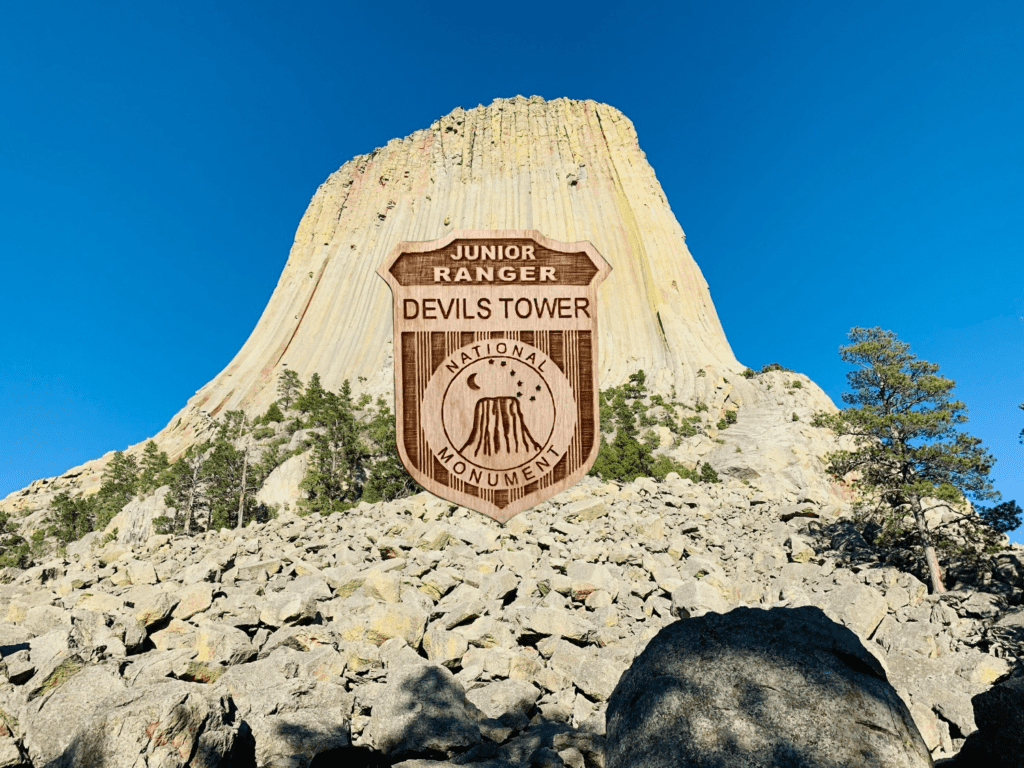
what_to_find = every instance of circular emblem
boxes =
[421,340,576,487]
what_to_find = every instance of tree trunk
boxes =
[184,482,194,537]
[236,451,248,529]
[914,501,946,593]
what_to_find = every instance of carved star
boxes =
[535,385,542,391]
[516,392,523,397]
[517,381,523,387]
[500,361,507,367]
[488,359,494,365]
[510,370,516,376]
[530,396,536,401]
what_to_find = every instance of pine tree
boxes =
[301,381,364,513]
[138,440,171,495]
[277,369,303,410]
[699,462,720,484]
[0,510,32,568]
[624,369,647,399]
[216,411,247,444]
[362,398,419,503]
[261,401,285,424]
[256,438,288,484]
[813,327,1015,593]
[296,372,327,425]
[589,374,706,484]
[48,491,98,544]
[161,443,209,535]
[94,451,139,531]
[203,410,258,530]
[204,440,247,530]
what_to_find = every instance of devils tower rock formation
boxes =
[2,95,841,512]
[156,95,745,459]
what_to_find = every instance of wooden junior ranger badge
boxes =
[378,231,612,523]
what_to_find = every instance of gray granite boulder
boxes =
[20,660,126,764]
[46,679,249,768]
[216,650,352,768]
[605,606,932,768]
[367,662,483,759]
[465,679,540,720]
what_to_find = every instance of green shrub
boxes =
[700,463,720,483]
[792,412,800,421]
[695,401,708,413]
[589,430,658,483]
[761,362,791,374]
[791,380,803,389]
[589,374,719,485]
[716,410,737,430]
[152,516,175,536]
[649,455,692,482]
[741,368,756,379]
[625,370,647,398]
[260,402,285,424]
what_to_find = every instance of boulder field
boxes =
[1,473,1021,766]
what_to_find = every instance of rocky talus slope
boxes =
[1,474,1022,767]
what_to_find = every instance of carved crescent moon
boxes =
[467,373,481,390]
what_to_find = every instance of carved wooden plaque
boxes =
[378,230,612,523]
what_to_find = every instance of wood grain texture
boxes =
[379,230,609,522]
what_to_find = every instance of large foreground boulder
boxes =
[605,606,931,768]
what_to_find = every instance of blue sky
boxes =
[1,2,1021,542]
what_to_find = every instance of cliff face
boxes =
[156,95,743,459]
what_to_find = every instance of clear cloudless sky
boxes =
[2,2,1022,542]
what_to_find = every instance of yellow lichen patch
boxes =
[28,658,83,702]
[180,661,225,685]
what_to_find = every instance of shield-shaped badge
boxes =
[378,230,612,523]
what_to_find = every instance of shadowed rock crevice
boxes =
[937,667,1024,767]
